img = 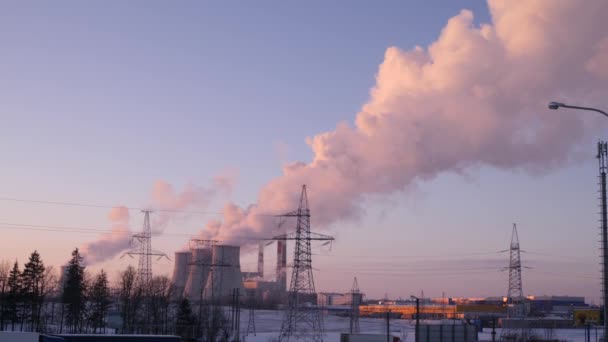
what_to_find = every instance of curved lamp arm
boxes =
[548,101,608,118]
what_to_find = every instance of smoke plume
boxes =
[202,0,608,244]
[80,174,234,264]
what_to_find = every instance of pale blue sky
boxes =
[0,1,603,301]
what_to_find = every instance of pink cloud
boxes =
[200,0,608,245]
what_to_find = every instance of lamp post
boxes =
[548,102,608,117]
[411,296,420,342]
[549,101,608,341]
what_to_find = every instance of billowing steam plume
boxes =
[81,174,234,264]
[80,206,131,265]
[202,0,608,244]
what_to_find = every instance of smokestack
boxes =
[204,245,244,301]
[171,251,191,299]
[183,248,212,303]
[58,265,69,290]
[258,241,264,278]
[276,237,287,292]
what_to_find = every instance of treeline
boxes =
[0,248,230,341]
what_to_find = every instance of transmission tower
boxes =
[188,239,216,337]
[506,223,524,317]
[123,210,169,287]
[278,185,333,342]
[350,277,361,334]
[246,289,256,336]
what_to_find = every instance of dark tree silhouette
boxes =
[88,270,111,333]
[6,261,22,330]
[21,250,46,331]
[0,260,10,329]
[118,265,142,333]
[62,248,87,333]
[176,298,197,341]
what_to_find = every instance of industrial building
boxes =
[527,295,587,314]
[170,250,191,299]
[203,244,244,300]
[182,248,211,302]
[169,236,290,305]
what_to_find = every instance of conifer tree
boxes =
[176,298,196,341]
[62,248,87,333]
[21,250,45,331]
[6,261,22,330]
[88,270,111,333]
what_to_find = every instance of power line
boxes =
[312,251,505,259]
[0,196,276,216]
[0,222,193,237]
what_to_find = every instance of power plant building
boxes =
[170,251,191,299]
[183,247,212,302]
[203,245,244,301]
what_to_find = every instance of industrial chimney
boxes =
[277,239,287,292]
[183,248,212,303]
[58,265,69,290]
[257,241,264,278]
[204,245,244,301]
[170,251,191,299]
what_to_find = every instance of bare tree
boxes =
[0,259,11,329]
[147,276,173,334]
[88,270,111,333]
[118,266,142,333]
[40,266,58,333]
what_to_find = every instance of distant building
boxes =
[527,295,587,315]
[318,292,353,306]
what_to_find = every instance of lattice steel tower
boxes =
[350,277,361,334]
[279,185,327,342]
[246,289,256,336]
[123,210,168,287]
[507,223,523,303]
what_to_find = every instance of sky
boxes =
[1,1,607,302]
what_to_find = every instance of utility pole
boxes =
[386,310,390,342]
[599,141,608,341]
[350,277,361,334]
[188,239,215,338]
[230,288,242,342]
[411,296,420,342]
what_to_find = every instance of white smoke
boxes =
[80,173,235,264]
[200,0,608,244]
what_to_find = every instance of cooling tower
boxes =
[277,239,287,292]
[170,251,191,299]
[204,245,244,301]
[183,248,212,303]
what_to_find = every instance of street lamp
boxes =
[547,101,608,117]
[411,296,420,342]
[548,101,608,341]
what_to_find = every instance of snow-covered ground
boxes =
[239,310,596,342]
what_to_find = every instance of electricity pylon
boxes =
[506,223,524,318]
[350,277,361,334]
[123,210,169,287]
[278,185,333,342]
